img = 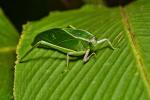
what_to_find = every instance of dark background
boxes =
[0,0,135,32]
[0,0,84,32]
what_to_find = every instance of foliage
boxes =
[0,0,150,100]
[0,8,19,100]
[14,0,150,99]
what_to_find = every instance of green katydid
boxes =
[20,25,115,67]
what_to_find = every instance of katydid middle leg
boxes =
[83,49,96,62]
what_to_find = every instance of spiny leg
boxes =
[19,41,44,62]
[20,40,61,62]
[66,52,75,68]
[65,52,73,72]
[97,38,116,49]
[64,51,85,72]
[83,49,90,62]
[67,53,69,68]
[83,49,96,62]
[63,53,70,73]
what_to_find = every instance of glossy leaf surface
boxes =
[15,0,150,99]
[0,8,18,100]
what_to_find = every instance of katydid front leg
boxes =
[97,38,116,49]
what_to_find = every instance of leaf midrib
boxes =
[120,6,150,96]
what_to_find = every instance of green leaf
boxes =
[0,8,19,100]
[15,0,150,100]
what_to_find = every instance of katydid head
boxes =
[89,38,116,51]
[92,38,116,50]
[89,37,98,50]
[90,37,97,45]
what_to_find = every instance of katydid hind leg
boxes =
[19,41,43,62]
[64,51,85,72]
[20,40,54,62]
[97,38,116,49]
[65,52,79,71]
[67,25,76,29]
[64,53,71,72]
[67,53,69,68]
